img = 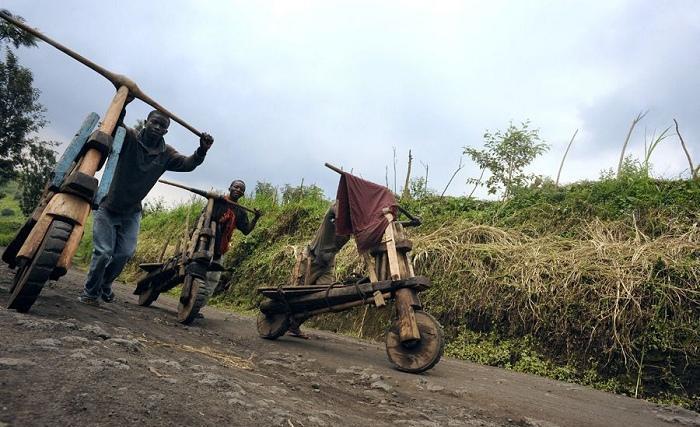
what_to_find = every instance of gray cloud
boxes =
[5,0,699,202]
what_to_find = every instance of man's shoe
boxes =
[287,324,310,340]
[78,295,100,306]
[101,292,115,303]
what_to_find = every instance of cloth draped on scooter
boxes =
[335,172,397,251]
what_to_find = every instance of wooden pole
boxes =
[157,179,257,214]
[77,86,129,176]
[0,11,203,137]
[324,163,344,174]
[292,292,391,319]
[382,218,420,342]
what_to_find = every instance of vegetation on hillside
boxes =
[0,181,24,245]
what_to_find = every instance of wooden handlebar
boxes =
[0,11,203,138]
[157,179,257,215]
[324,163,344,175]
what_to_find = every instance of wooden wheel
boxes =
[137,284,160,307]
[8,220,73,313]
[177,274,209,324]
[256,312,290,340]
[385,310,444,373]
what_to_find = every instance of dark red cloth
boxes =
[335,172,397,251]
[217,205,237,255]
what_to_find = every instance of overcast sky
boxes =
[4,1,699,205]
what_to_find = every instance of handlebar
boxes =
[157,179,257,215]
[0,10,204,137]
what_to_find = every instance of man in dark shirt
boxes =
[204,179,260,298]
[79,110,213,305]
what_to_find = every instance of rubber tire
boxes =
[8,220,73,313]
[385,310,445,374]
[177,274,209,325]
[256,312,290,340]
[137,285,160,307]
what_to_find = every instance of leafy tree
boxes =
[281,183,324,204]
[408,176,433,199]
[464,121,549,199]
[0,10,57,214]
[0,10,36,48]
[16,139,56,215]
[142,197,167,217]
[254,181,277,202]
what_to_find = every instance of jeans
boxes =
[81,206,141,300]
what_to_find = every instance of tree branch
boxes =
[673,118,696,180]
[555,129,578,186]
[617,111,647,178]
[441,157,464,197]
[392,146,397,193]
[468,168,485,198]
[401,149,412,199]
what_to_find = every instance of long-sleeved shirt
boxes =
[100,128,206,214]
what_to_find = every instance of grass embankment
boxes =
[0,182,25,246]
[78,175,700,410]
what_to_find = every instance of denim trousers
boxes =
[81,206,141,299]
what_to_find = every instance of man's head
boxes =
[229,180,246,201]
[143,110,170,140]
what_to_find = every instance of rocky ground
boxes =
[1,262,698,427]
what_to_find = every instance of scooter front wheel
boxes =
[385,310,444,373]
[177,274,209,324]
[8,219,73,313]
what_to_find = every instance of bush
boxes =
[1,207,14,216]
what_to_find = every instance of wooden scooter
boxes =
[0,13,206,312]
[134,179,256,324]
[256,164,444,373]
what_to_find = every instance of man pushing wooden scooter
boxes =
[256,163,444,373]
[134,179,260,324]
[0,12,213,312]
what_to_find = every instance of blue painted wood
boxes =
[50,112,100,190]
[94,126,126,206]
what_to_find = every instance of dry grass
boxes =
[411,218,700,370]
[139,337,254,370]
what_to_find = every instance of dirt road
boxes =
[1,263,698,427]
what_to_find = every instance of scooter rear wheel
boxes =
[8,219,73,313]
[385,310,444,373]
